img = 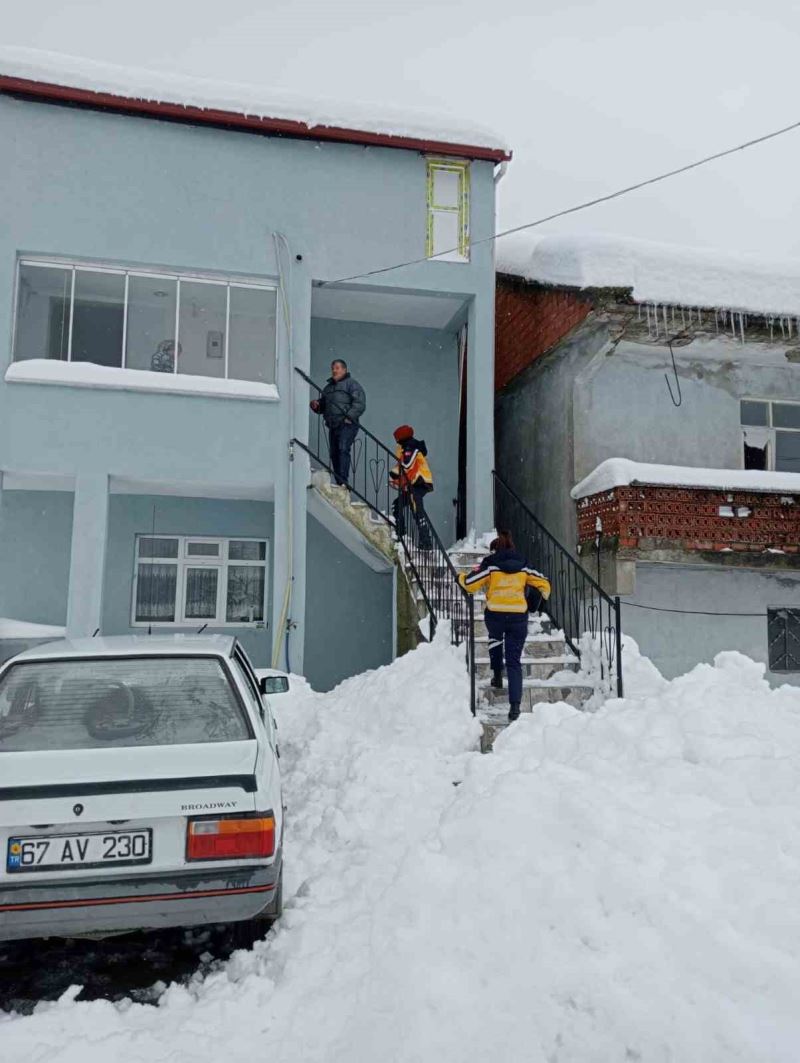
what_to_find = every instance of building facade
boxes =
[494,233,800,683]
[0,52,508,690]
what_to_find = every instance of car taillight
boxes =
[186,814,275,861]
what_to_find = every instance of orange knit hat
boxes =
[393,424,414,442]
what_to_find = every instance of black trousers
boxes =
[328,423,359,486]
[484,611,528,704]
[393,482,433,549]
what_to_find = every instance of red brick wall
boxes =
[495,279,591,390]
[576,485,800,553]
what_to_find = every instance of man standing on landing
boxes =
[310,359,367,486]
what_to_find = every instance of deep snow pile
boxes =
[496,229,800,318]
[5,635,800,1062]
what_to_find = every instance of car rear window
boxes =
[0,656,251,752]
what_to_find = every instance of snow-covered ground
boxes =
[5,633,800,1061]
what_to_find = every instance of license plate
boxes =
[6,829,153,873]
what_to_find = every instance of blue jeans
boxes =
[484,611,528,704]
[328,422,359,485]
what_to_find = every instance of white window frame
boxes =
[426,158,470,263]
[12,257,279,383]
[132,534,269,628]
[741,397,800,472]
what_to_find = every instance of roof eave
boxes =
[0,73,512,163]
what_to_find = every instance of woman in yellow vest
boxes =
[459,531,551,721]
[390,425,433,550]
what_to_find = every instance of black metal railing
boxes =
[294,367,476,713]
[493,471,623,698]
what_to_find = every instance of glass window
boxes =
[177,280,227,379]
[426,160,470,262]
[228,286,277,384]
[133,535,267,626]
[14,260,278,386]
[138,536,179,559]
[13,264,72,361]
[775,431,800,472]
[740,400,769,426]
[226,566,265,623]
[135,563,178,622]
[125,275,178,373]
[71,270,125,367]
[229,540,266,561]
[0,657,249,751]
[772,403,800,430]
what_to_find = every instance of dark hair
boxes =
[331,358,348,370]
[490,530,515,552]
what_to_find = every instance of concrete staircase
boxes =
[448,545,596,750]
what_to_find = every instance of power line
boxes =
[624,603,769,620]
[323,116,800,287]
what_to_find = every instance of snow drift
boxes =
[4,634,800,1061]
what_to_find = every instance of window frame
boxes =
[425,158,470,263]
[740,397,800,472]
[767,607,800,673]
[131,534,269,629]
[12,257,279,384]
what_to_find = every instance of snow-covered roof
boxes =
[9,633,236,661]
[572,458,800,499]
[0,46,510,161]
[497,231,800,319]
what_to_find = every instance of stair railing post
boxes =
[615,595,624,698]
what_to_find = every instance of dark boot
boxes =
[490,670,503,690]
[508,702,521,722]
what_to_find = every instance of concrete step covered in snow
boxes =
[473,632,566,656]
[474,655,578,680]
[478,676,594,707]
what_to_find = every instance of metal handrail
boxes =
[295,367,476,713]
[493,471,623,698]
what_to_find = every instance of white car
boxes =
[0,635,283,942]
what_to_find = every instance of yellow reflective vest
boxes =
[459,558,551,614]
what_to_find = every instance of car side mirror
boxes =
[259,675,289,696]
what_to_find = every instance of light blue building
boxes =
[0,51,509,690]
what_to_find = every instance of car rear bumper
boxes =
[0,855,281,941]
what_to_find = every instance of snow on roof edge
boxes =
[0,45,510,157]
[572,458,800,499]
[497,231,800,320]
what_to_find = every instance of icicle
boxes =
[663,305,668,334]
[715,309,720,333]
[781,317,786,339]
[731,311,737,340]
[789,317,793,339]
[653,303,659,338]
[769,316,774,341]
[681,308,686,328]
[739,313,745,344]
[637,303,642,320]
[671,306,676,329]
[646,303,651,334]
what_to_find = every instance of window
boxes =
[13,260,277,384]
[426,159,470,262]
[0,657,251,752]
[767,608,800,672]
[133,535,268,627]
[740,399,800,472]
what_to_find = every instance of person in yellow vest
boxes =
[459,531,551,721]
[389,424,433,550]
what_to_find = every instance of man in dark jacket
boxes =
[310,359,367,486]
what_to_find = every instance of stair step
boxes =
[479,679,594,710]
[474,655,577,666]
[478,676,594,691]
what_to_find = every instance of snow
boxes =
[6,632,800,1060]
[0,618,65,639]
[0,46,507,154]
[572,456,800,499]
[497,229,800,318]
[5,360,280,402]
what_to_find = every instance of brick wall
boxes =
[576,484,800,553]
[495,277,591,390]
